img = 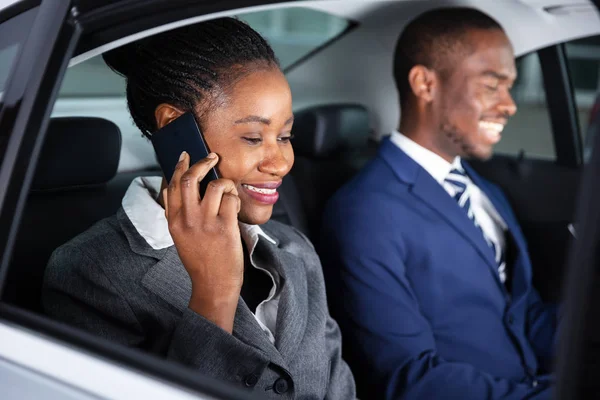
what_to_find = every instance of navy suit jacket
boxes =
[321,138,557,399]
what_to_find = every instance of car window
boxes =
[0,8,38,101]
[565,35,600,161]
[239,8,349,69]
[53,7,351,172]
[57,7,350,98]
[496,35,600,161]
[494,53,555,159]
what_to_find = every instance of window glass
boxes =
[58,8,350,99]
[565,35,600,161]
[239,8,350,69]
[54,7,351,172]
[0,8,39,99]
[494,53,555,159]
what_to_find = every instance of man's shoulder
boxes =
[326,155,413,217]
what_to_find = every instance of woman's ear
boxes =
[155,104,185,130]
[408,65,437,104]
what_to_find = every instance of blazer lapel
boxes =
[379,139,501,286]
[258,224,309,360]
[139,245,287,365]
[119,206,286,364]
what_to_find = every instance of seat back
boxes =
[4,117,123,311]
[290,104,375,241]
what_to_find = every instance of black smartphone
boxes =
[151,112,219,197]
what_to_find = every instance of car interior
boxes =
[1,0,600,398]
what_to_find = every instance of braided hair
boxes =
[103,17,279,138]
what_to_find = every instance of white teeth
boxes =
[479,121,505,134]
[243,184,276,195]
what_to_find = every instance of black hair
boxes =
[393,7,503,107]
[103,17,279,138]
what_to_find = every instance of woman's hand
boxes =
[163,151,243,333]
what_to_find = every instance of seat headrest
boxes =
[32,117,121,191]
[292,104,370,158]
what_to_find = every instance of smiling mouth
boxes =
[242,184,277,195]
[479,121,505,142]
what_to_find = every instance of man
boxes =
[320,8,557,400]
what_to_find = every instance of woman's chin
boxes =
[238,206,273,226]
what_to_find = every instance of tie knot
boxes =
[444,168,468,197]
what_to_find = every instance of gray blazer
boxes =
[42,208,356,399]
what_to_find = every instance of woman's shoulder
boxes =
[53,213,126,260]
[46,209,144,281]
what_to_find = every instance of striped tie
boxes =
[444,168,506,283]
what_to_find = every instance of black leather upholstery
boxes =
[32,117,121,190]
[290,104,376,242]
[293,104,370,158]
[4,117,308,312]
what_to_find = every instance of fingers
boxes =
[219,193,241,224]
[167,151,218,219]
[180,152,219,213]
[202,179,239,219]
[165,151,240,229]
[167,151,190,214]
[162,188,169,220]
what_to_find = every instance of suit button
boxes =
[273,378,289,394]
[532,380,539,388]
[244,374,259,387]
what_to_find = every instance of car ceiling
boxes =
[286,0,600,138]
[65,0,600,140]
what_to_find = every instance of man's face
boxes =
[435,28,518,161]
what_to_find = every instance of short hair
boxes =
[103,17,279,138]
[393,8,503,107]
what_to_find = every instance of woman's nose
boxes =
[259,144,292,176]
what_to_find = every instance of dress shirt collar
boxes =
[390,130,462,184]
[122,176,276,251]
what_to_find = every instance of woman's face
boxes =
[200,67,294,225]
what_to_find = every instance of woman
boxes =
[42,17,355,398]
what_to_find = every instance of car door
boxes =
[468,36,599,304]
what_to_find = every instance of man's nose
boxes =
[499,89,518,117]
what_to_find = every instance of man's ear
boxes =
[155,104,185,130]
[408,65,437,103]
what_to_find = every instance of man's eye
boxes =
[242,137,262,145]
[485,84,499,92]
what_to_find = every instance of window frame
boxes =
[538,43,584,167]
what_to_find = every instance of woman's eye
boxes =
[278,134,295,143]
[242,137,262,145]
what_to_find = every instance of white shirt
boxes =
[390,131,508,279]
[122,176,280,343]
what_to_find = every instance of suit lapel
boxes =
[411,169,500,274]
[463,163,532,300]
[379,139,502,288]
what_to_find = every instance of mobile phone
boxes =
[151,112,219,197]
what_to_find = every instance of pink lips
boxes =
[241,181,282,205]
